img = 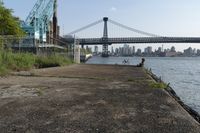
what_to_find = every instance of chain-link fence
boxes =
[0,35,74,59]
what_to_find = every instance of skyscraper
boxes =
[136,49,142,56]
[94,46,98,54]
[170,46,176,52]
[111,46,114,54]
[144,46,152,55]
[132,46,135,55]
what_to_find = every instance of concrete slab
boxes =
[0,64,199,133]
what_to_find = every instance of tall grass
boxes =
[0,51,73,75]
[1,52,35,71]
[35,55,73,68]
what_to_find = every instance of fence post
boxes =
[74,39,80,63]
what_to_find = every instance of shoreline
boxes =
[147,68,200,123]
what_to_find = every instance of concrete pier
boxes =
[0,64,199,132]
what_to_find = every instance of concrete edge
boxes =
[146,68,200,124]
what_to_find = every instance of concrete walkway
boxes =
[0,64,199,133]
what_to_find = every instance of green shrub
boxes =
[35,55,72,68]
[0,51,73,75]
[12,53,35,71]
[0,51,35,71]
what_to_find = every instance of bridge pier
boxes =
[102,44,109,57]
[102,17,109,57]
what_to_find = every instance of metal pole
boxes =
[73,35,80,63]
[73,35,75,61]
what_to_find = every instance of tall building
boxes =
[119,47,123,55]
[115,48,119,55]
[184,47,193,56]
[132,46,135,55]
[193,48,197,54]
[144,46,152,55]
[121,44,133,56]
[136,49,142,56]
[197,49,200,56]
[94,46,98,54]
[158,47,162,53]
[170,46,176,52]
[111,46,114,54]
[163,46,177,57]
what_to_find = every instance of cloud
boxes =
[110,7,117,12]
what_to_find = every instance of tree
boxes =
[0,3,24,36]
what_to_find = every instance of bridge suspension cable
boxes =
[109,19,161,37]
[67,19,103,35]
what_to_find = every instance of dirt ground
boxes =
[0,64,199,133]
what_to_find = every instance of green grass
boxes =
[0,65,9,76]
[149,81,167,89]
[35,55,73,68]
[0,51,73,76]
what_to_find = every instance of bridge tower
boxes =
[102,17,109,57]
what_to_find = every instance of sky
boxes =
[3,0,200,52]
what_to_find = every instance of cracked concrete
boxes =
[0,64,199,133]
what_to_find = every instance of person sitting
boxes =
[137,58,145,67]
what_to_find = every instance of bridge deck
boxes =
[78,37,200,45]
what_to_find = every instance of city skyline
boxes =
[92,44,200,57]
[92,44,199,53]
[4,0,200,51]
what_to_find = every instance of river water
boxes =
[86,56,200,114]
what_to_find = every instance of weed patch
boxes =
[149,81,167,89]
[0,51,73,75]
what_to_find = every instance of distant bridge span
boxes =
[68,17,200,57]
[78,37,200,45]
